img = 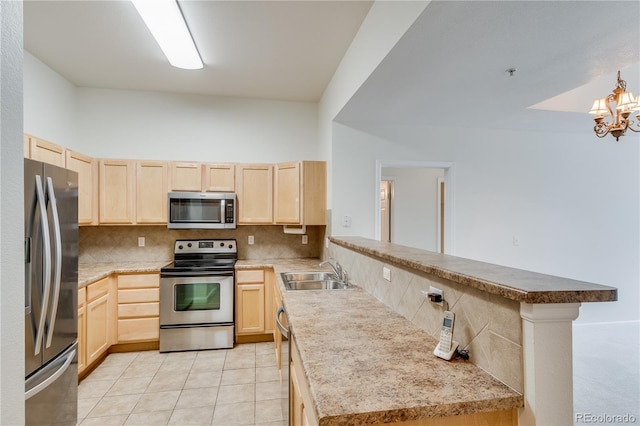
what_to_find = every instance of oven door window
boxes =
[174,282,221,311]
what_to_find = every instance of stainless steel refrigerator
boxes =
[24,158,78,426]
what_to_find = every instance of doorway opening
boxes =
[375,160,455,254]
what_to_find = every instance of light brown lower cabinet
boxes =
[290,337,318,426]
[77,287,87,374]
[85,277,116,367]
[117,273,160,343]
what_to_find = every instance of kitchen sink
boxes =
[281,272,350,291]
[281,272,338,282]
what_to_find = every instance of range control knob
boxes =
[219,242,225,247]
[228,244,233,249]
[178,245,183,250]
[187,242,193,248]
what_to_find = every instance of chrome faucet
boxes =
[320,259,348,285]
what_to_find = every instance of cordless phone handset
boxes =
[433,310,459,361]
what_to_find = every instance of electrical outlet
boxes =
[428,285,443,306]
[383,266,391,281]
[248,235,254,245]
[342,215,352,227]
[138,237,145,247]
[302,235,308,245]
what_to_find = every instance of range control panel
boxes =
[173,239,237,254]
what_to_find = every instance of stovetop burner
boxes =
[161,239,237,275]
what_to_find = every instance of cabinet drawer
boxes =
[78,287,86,308]
[236,269,265,284]
[118,302,159,318]
[87,277,110,302]
[118,273,160,289]
[118,318,159,342]
[118,288,159,304]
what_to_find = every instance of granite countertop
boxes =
[78,261,170,288]
[331,236,617,304]
[237,258,523,424]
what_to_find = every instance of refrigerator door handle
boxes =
[32,175,52,357]
[25,347,76,400]
[45,177,63,349]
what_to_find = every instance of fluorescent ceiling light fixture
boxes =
[131,0,203,70]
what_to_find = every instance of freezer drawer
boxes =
[25,342,78,426]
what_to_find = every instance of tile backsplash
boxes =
[329,242,523,393]
[79,225,325,263]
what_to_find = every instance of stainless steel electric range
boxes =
[159,239,237,352]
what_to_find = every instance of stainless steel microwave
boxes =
[167,192,236,229]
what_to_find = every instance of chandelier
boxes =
[589,70,640,141]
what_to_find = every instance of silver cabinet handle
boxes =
[45,177,62,349]
[31,175,52,357]
[275,305,289,339]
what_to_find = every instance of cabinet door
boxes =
[136,161,168,224]
[274,162,301,224]
[203,163,235,192]
[236,284,265,334]
[170,162,202,191]
[86,293,109,365]
[264,269,276,334]
[236,164,273,224]
[99,159,135,224]
[77,287,87,375]
[66,149,98,226]
[29,136,65,167]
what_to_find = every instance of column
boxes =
[519,302,581,426]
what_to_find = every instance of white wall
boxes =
[23,51,78,146]
[332,122,639,324]
[382,167,444,251]
[0,1,25,422]
[318,1,429,208]
[75,89,319,162]
[23,53,319,163]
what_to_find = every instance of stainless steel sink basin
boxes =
[281,272,338,282]
[281,272,350,291]
[285,280,348,291]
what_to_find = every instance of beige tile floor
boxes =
[78,342,286,425]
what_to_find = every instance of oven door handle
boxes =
[160,271,234,277]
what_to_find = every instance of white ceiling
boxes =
[336,1,640,134]
[23,1,640,134]
[23,0,373,102]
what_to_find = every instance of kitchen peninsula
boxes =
[324,236,617,426]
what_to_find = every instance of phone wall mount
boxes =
[433,340,459,361]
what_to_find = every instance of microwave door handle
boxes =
[44,177,62,349]
[33,175,52,356]
[220,199,226,223]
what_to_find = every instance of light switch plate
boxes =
[383,266,391,281]
[248,235,254,245]
[302,235,308,244]
[138,237,145,247]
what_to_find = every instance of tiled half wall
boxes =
[329,243,524,393]
[80,225,325,263]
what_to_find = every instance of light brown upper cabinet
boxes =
[136,161,168,224]
[23,134,31,158]
[29,136,66,167]
[99,159,135,224]
[236,164,274,224]
[203,163,235,192]
[65,149,99,226]
[169,161,202,191]
[274,161,326,225]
